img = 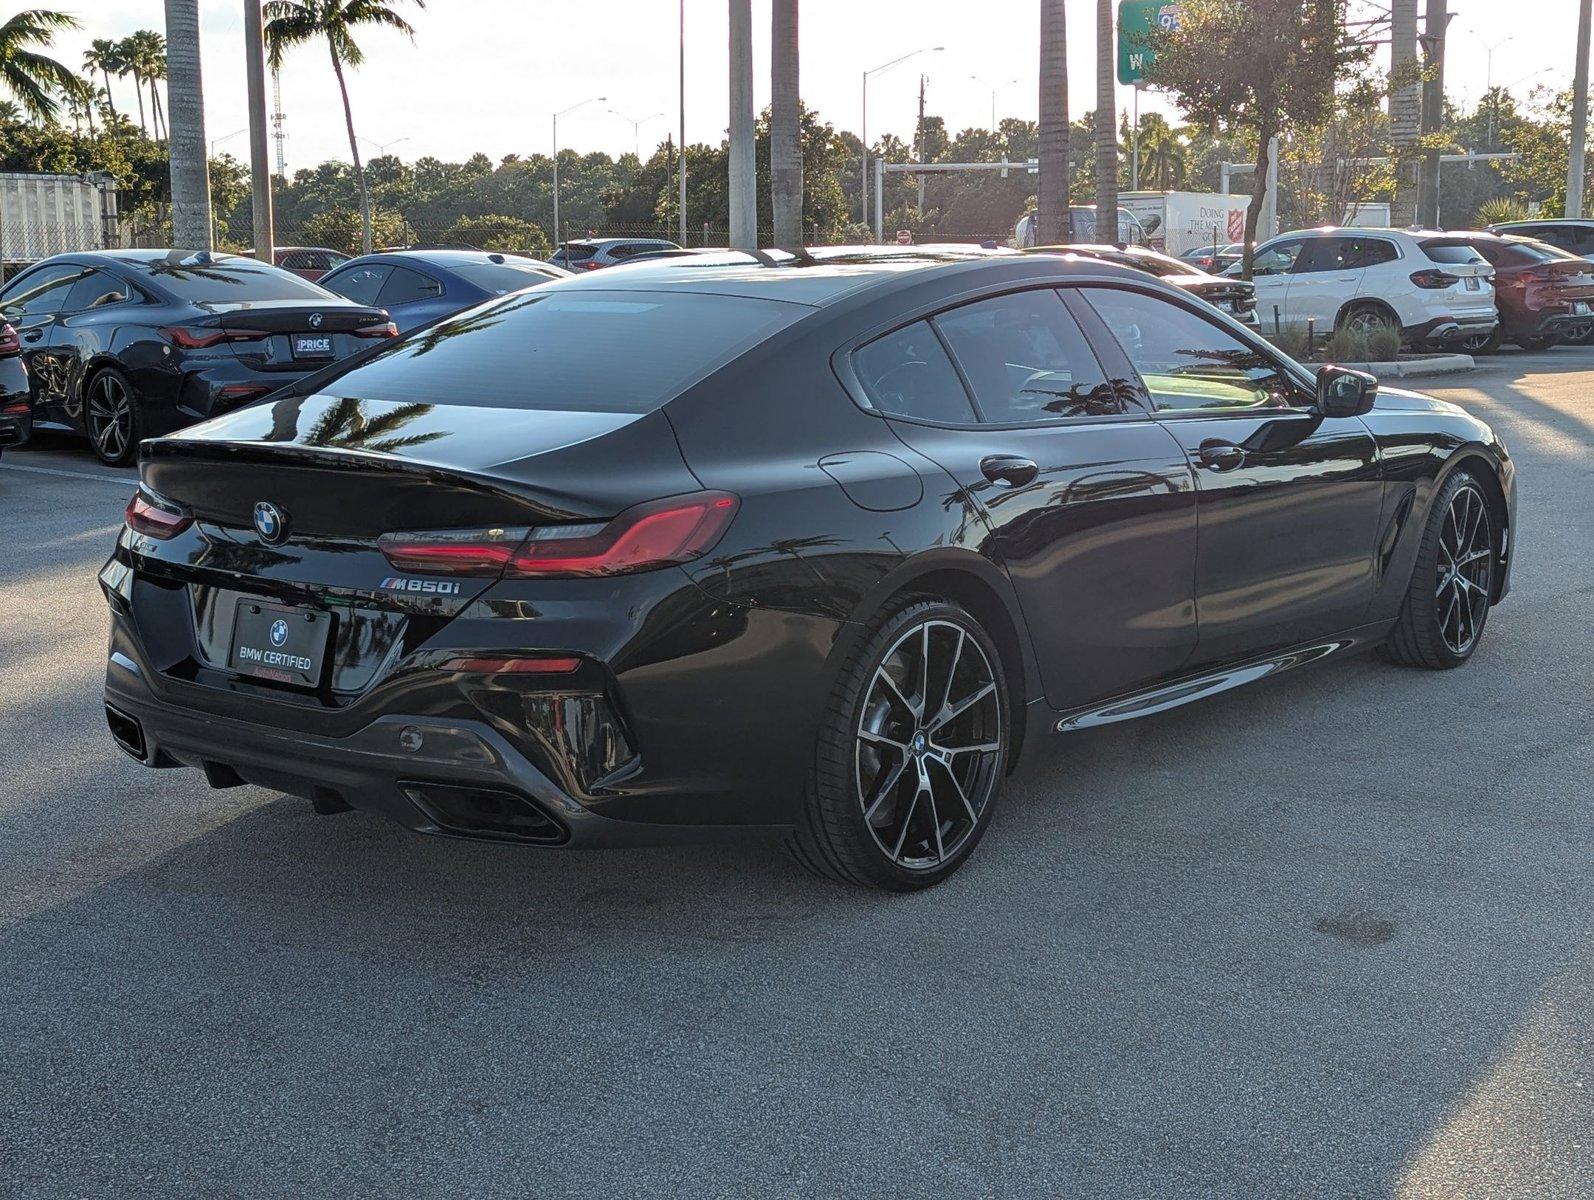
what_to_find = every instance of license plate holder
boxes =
[291,333,335,359]
[1463,276,1481,291]
[1574,301,1591,316]
[229,599,331,686]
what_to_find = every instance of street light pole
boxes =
[969,74,1020,133]
[679,0,687,244]
[609,110,663,160]
[1482,35,1513,148]
[552,95,605,248]
[862,45,943,229]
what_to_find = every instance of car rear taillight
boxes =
[124,489,193,539]
[2,399,30,416]
[1410,269,1460,289]
[0,323,19,356]
[440,655,583,674]
[355,321,400,338]
[160,326,270,348]
[378,492,739,579]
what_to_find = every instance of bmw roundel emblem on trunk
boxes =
[253,501,288,544]
[308,312,323,328]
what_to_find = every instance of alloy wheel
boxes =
[86,373,132,463]
[1435,482,1494,656]
[854,619,1002,871]
[1344,308,1394,337]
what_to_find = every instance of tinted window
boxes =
[1083,287,1299,412]
[377,266,442,306]
[322,263,391,306]
[1353,239,1399,267]
[1250,239,1304,276]
[853,320,976,423]
[934,290,1119,422]
[0,264,83,321]
[279,250,313,270]
[450,261,559,294]
[1298,237,1392,272]
[62,269,131,312]
[322,289,803,413]
[560,244,598,263]
[140,258,333,303]
[1420,239,1488,265]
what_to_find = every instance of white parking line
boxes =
[0,461,134,487]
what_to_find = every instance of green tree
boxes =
[300,205,411,253]
[442,213,551,258]
[1146,0,1364,276]
[265,0,425,255]
[0,8,81,122]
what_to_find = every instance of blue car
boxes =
[318,249,569,332]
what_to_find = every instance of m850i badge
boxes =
[379,577,462,595]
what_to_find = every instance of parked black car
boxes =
[318,249,568,332]
[0,321,29,458]
[0,250,395,465]
[1026,243,1259,326]
[102,253,1515,890]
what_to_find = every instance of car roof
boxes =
[1491,218,1593,226]
[546,248,1150,308]
[563,237,679,249]
[342,249,560,268]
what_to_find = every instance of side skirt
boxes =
[1052,621,1394,734]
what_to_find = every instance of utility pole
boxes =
[728,0,757,248]
[1390,0,1419,224]
[1570,0,1592,218]
[915,73,927,214]
[244,0,274,262]
[1416,0,1448,228]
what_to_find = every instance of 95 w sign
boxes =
[1118,0,1180,85]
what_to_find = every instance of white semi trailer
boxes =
[0,171,119,279]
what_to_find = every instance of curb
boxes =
[1335,354,1475,378]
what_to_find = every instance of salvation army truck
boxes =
[1119,191,1250,257]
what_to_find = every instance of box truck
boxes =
[1119,191,1251,257]
[0,172,119,279]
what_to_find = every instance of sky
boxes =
[48,1,1584,174]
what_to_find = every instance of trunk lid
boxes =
[202,300,393,373]
[128,393,702,700]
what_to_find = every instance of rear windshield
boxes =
[1420,240,1488,265]
[559,244,598,262]
[138,258,333,303]
[320,289,805,413]
[451,261,561,294]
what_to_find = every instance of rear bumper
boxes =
[104,652,770,848]
[0,409,29,449]
[1407,313,1498,344]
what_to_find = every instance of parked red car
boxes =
[1454,232,1594,352]
[271,246,352,281]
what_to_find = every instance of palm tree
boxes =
[0,99,23,123]
[1036,0,1070,242]
[83,37,121,122]
[770,0,802,247]
[265,0,425,255]
[116,35,145,132]
[162,2,210,248]
[127,30,167,140]
[0,8,81,123]
[1093,0,1118,241]
[1140,117,1187,190]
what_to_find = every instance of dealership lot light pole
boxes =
[861,46,942,229]
[553,95,605,248]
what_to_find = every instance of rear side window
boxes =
[376,266,442,306]
[561,244,598,263]
[141,258,333,303]
[853,321,976,423]
[62,269,131,311]
[322,263,391,306]
[1420,240,1488,265]
[934,290,1119,422]
[1352,240,1399,267]
[321,289,804,413]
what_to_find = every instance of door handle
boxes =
[1197,440,1245,472]
[979,454,1039,488]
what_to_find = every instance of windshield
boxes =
[320,289,806,413]
[136,257,333,303]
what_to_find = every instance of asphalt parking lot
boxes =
[1,350,1590,1199]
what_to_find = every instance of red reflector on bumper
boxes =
[441,656,583,674]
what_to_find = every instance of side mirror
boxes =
[1316,364,1378,418]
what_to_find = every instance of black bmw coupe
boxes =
[101,251,1515,890]
[0,249,394,465]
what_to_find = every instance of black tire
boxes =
[787,598,1010,890]
[1560,322,1594,347]
[1513,335,1555,351]
[1458,330,1501,355]
[1336,302,1400,339]
[83,366,140,467]
[1380,468,1497,670]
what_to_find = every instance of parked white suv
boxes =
[1232,227,1497,348]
